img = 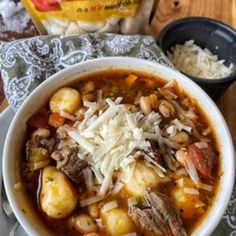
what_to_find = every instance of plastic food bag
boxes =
[22,0,158,36]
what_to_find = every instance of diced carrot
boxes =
[27,113,49,129]
[48,112,65,128]
[145,78,156,88]
[126,74,138,87]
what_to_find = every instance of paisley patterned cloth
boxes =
[0,33,235,235]
[0,33,173,111]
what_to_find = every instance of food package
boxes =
[22,0,158,36]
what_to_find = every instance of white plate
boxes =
[0,108,26,236]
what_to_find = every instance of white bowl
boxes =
[3,57,235,236]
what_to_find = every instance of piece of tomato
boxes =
[31,0,60,11]
[27,113,49,129]
[187,143,215,179]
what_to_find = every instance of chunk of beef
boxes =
[26,129,56,159]
[145,190,187,236]
[51,146,87,184]
[129,190,187,236]
[129,207,164,235]
[151,205,173,235]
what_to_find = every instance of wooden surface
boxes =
[151,0,236,35]
[150,0,236,146]
[0,0,236,146]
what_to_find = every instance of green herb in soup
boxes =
[22,71,220,236]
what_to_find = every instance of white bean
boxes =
[158,100,175,118]
[170,131,190,144]
[32,128,50,138]
[175,149,188,166]
[78,21,106,32]
[74,214,98,234]
[82,81,95,94]
[140,96,152,115]
[149,94,158,109]
[65,22,85,36]
[88,203,100,218]
[76,107,87,121]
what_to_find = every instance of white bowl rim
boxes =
[2,56,235,236]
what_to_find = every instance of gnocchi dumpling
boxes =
[65,22,85,36]
[50,87,81,114]
[171,177,205,219]
[40,166,77,219]
[77,21,105,32]
[102,208,135,235]
[123,161,167,196]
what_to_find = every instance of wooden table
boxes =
[150,0,236,147]
[0,0,236,146]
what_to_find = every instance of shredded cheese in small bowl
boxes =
[167,40,233,79]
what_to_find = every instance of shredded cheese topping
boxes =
[68,98,163,195]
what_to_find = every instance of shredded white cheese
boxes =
[202,127,211,136]
[68,98,164,195]
[68,131,95,154]
[128,198,138,207]
[102,200,119,213]
[184,157,200,185]
[112,181,124,194]
[183,187,199,195]
[168,40,233,79]
[197,182,213,192]
[173,119,192,132]
[166,125,177,136]
[120,162,137,184]
[195,202,206,208]
[195,142,208,149]
[96,218,103,228]
[60,111,77,121]
[80,195,104,207]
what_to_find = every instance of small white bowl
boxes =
[3,57,235,236]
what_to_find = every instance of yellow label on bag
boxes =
[24,0,142,22]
